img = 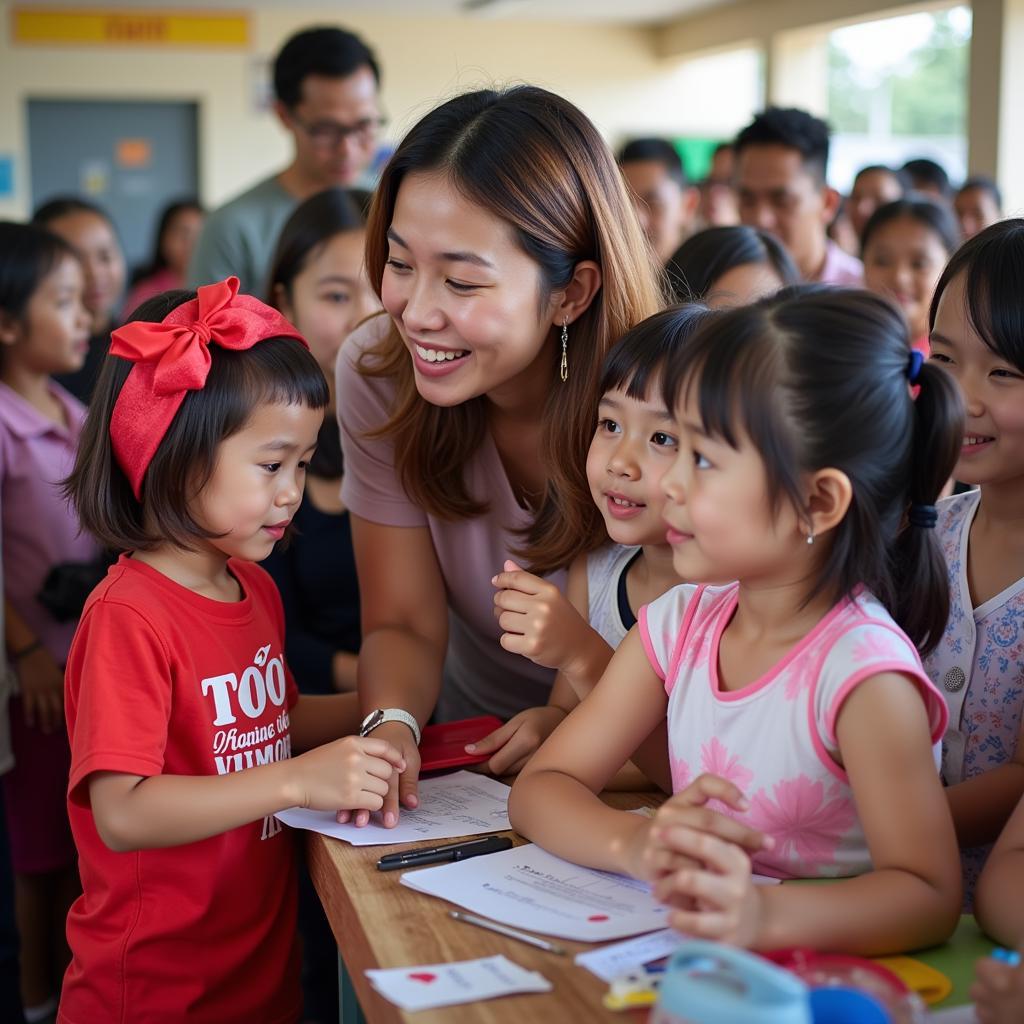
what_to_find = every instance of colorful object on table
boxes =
[874,954,953,1005]
[808,987,890,1023]
[603,963,665,1011]
[419,716,504,772]
[764,949,923,1023]
[649,941,813,1024]
[991,948,1021,967]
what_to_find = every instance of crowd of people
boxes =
[0,20,1020,1024]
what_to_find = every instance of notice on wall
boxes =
[13,8,249,48]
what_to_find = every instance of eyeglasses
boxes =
[290,113,386,149]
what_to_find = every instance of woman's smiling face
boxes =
[380,170,561,408]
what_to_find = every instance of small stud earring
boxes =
[806,530,815,546]
[559,319,569,383]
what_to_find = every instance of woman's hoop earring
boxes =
[560,319,569,383]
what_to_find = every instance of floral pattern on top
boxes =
[640,584,947,880]
[922,489,1024,904]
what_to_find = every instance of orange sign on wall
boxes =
[12,8,249,48]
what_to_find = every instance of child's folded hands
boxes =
[635,773,775,947]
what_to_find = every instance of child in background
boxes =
[955,176,1003,241]
[121,199,205,319]
[58,278,404,1024]
[0,222,93,1022]
[666,226,799,308]
[972,791,1024,1023]
[265,188,380,695]
[265,188,381,1024]
[33,198,127,404]
[861,197,960,356]
[510,287,964,955]
[924,218,1024,905]
[482,306,714,781]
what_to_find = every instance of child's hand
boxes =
[15,646,65,734]
[973,950,1024,1024]
[633,774,772,945]
[491,560,595,673]
[289,736,405,817]
[638,774,769,880]
[465,706,568,776]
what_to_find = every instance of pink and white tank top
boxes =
[639,584,948,879]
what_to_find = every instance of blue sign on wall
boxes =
[0,157,13,199]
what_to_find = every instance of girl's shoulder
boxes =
[936,487,980,536]
[585,542,639,582]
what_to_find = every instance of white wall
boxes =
[0,4,750,219]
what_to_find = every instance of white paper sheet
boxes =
[575,928,682,981]
[401,842,672,942]
[365,954,551,1011]
[275,771,510,847]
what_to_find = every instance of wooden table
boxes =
[307,791,661,1024]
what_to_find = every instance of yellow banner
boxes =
[12,8,249,47]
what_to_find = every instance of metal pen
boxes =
[448,910,566,955]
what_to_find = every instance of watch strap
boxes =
[360,708,421,745]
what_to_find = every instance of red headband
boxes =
[109,276,306,498]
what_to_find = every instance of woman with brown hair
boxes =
[337,85,662,826]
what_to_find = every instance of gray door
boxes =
[28,99,199,273]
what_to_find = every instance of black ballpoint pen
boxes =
[377,835,513,871]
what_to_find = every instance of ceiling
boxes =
[20,0,739,26]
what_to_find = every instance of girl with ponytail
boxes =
[511,286,965,955]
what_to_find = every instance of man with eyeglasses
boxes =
[189,25,383,293]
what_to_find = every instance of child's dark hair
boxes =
[957,175,1003,211]
[32,196,116,231]
[267,188,366,306]
[929,218,1024,373]
[267,188,367,480]
[663,286,964,656]
[860,197,960,257]
[0,221,78,320]
[599,304,716,405]
[853,164,910,194]
[666,226,799,303]
[900,158,952,198]
[66,290,330,553]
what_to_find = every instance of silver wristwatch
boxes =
[359,708,421,745]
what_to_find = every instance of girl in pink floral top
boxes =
[511,287,965,956]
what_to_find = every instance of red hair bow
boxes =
[109,276,306,498]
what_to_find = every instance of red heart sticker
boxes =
[408,972,437,984]
[587,914,610,922]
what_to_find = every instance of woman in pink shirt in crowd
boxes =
[0,221,94,1022]
[336,85,661,826]
[121,199,205,320]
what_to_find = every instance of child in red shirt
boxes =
[60,278,404,1024]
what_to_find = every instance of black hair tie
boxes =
[907,349,924,383]
[908,503,938,529]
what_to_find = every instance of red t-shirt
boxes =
[60,555,301,1024]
